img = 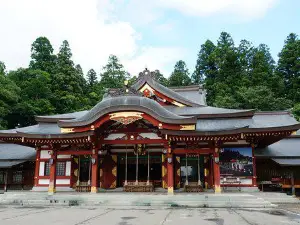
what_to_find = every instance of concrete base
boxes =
[32,187,75,192]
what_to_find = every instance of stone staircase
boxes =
[0,191,284,208]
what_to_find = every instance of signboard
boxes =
[219,147,253,177]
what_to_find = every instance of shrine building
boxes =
[0,69,299,195]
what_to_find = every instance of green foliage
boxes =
[29,37,56,74]
[292,103,300,121]
[192,40,216,84]
[168,60,191,86]
[153,70,169,86]
[0,62,20,129]
[100,55,129,88]
[87,69,98,87]
[277,33,300,103]
[7,68,54,127]
[194,32,294,111]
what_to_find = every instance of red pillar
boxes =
[48,150,57,195]
[252,144,257,187]
[167,145,174,194]
[34,147,40,187]
[213,148,221,193]
[91,146,99,193]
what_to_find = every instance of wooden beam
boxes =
[102,139,167,145]
[173,148,213,154]
[57,150,92,155]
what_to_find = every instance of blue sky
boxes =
[0,0,299,77]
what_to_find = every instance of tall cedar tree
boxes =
[277,33,300,103]
[29,37,56,74]
[87,69,98,87]
[100,55,129,88]
[192,40,217,84]
[168,60,191,86]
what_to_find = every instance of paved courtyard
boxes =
[0,206,300,225]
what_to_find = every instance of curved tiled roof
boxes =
[59,95,197,128]
[164,106,255,118]
[131,70,203,107]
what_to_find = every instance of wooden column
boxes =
[213,148,221,193]
[48,149,57,195]
[167,144,174,195]
[291,170,295,197]
[251,144,257,187]
[91,146,99,193]
[34,147,41,187]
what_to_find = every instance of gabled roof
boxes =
[0,143,35,160]
[255,138,300,157]
[0,142,35,168]
[131,69,203,107]
[169,85,207,106]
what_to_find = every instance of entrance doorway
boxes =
[79,156,91,183]
[180,155,205,187]
[117,155,162,187]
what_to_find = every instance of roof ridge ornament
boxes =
[111,79,143,97]
[138,68,157,80]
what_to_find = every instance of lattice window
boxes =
[56,162,66,176]
[0,171,4,184]
[44,162,50,176]
[13,171,22,184]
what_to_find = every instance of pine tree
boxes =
[168,60,191,86]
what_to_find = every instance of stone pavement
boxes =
[1,206,300,225]
[0,191,279,208]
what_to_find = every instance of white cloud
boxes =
[158,0,278,19]
[0,0,182,76]
[122,46,187,76]
[0,0,278,77]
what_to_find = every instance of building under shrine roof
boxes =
[0,68,299,194]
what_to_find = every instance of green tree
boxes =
[292,103,300,121]
[87,69,98,87]
[100,55,129,88]
[0,62,20,129]
[7,68,54,127]
[192,40,216,84]
[237,86,292,111]
[51,40,88,113]
[168,60,191,86]
[153,70,168,86]
[277,33,300,103]
[0,61,6,75]
[29,37,56,74]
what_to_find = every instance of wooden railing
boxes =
[184,182,204,192]
[123,181,154,192]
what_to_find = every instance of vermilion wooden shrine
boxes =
[0,69,299,194]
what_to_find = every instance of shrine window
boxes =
[44,162,50,176]
[44,161,66,176]
[0,171,4,184]
[56,162,66,176]
[12,171,22,184]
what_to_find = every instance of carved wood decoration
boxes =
[109,112,143,125]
